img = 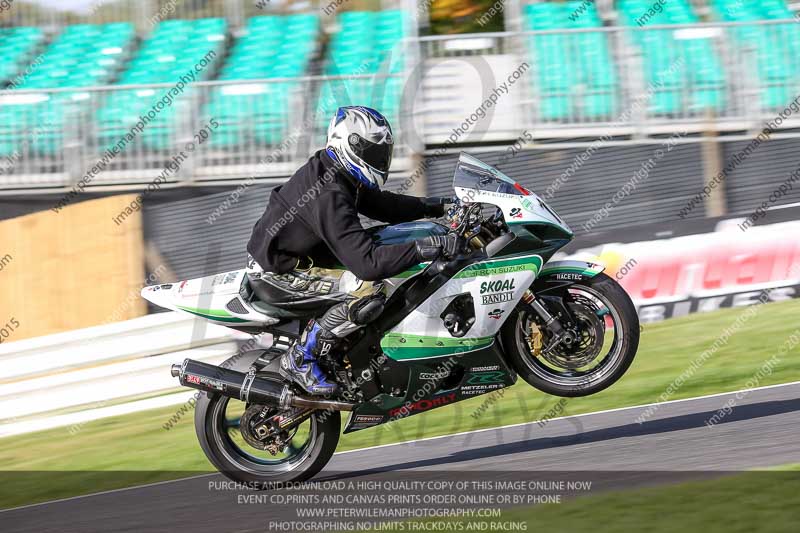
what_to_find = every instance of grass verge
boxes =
[1,299,798,508]
[376,465,800,533]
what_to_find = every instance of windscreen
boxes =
[452,152,532,197]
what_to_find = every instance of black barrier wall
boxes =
[424,143,706,233]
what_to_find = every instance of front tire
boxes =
[194,354,340,486]
[501,273,639,397]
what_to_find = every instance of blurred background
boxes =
[0,0,799,496]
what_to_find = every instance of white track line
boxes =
[0,473,217,514]
[336,379,800,454]
[3,379,799,513]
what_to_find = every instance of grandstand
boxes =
[0,26,44,87]
[0,0,797,191]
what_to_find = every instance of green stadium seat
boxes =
[315,10,408,140]
[96,18,227,152]
[710,0,800,111]
[1,23,134,157]
[524,2,618,121]
[0,26,45,156]
[0,26,44,84]
[204,14,319,149]
[619,0,726,115]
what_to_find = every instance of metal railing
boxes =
[0,71,412,190]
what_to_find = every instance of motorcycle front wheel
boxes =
[500,273,640,397]
[194,354,340,486]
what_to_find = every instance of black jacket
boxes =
[247,150,431,281]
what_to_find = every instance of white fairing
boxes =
[141,269,279,327]
[381,153,567,361]
[381,253,543,361]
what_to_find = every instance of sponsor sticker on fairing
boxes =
[350,414,384,428]
[470,365,500,372]
[480,279,517,294]
[466,371,506,385]
[461,383,505,396]
[354,414,383,424]
[488,308,505,319]
[419,371,451,380]
[481,291,513,305]
[389,392,457,417]
[520,197,536,212]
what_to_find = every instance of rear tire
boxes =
[501,273,639,397]
[194,354,340,486]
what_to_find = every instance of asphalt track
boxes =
[4,381,800,533]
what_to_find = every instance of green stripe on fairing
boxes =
[394,262,429,278]
[176,305,248,323]
[454,254,543,279]
[381,334,495,360]
[396,256,542,280]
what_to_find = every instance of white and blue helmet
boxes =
[325,106,394,189]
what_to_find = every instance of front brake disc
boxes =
[542,303,605,369]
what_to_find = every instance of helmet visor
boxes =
[349,133,393,174]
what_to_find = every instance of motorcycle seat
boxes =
[245,273,341,319]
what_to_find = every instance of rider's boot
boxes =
[279,293,386,396]
[280,321,339,396]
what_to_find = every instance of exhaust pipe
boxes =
[171,359,355,412]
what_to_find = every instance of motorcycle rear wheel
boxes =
[194,354,340,486]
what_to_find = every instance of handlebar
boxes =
[429,254,463,277]
[440,196,514,262]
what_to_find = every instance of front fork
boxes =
[520,290,578,352]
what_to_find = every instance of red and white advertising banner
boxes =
[568,219,800,322]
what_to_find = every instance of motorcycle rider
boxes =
[247,106,459,395]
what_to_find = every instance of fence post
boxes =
[225,0,245,32]
[701,121,726,218]
[135,0,155,35]
[62,94,83,187]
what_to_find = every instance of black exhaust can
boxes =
[172,358,286,406]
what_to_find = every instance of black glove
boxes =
[423,197,455,218]
[415,234,461,261]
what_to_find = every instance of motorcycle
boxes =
[143,152,639,485]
